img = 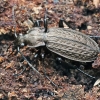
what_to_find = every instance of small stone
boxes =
[37,97,42,100]
[87,26,92,30]
[23,19,33,29]
[65,17,71,22]
[0,93,4,99]
[0,28,9,34]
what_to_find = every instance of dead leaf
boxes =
[5,61,15,69]
[0,56,5,63]
[92,54,100,68]
[21,88,28,93]
[32,6,42,14]
[0,93,4,99]
[93,0,100,8]
[23,19,33,29]
[8,91,17,98]
[0,28,9,34]
[37,97,42,100]
[34,0,43,5]
[23,60,28,65]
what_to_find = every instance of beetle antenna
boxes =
[7,5,18,55]
[12,5,18,38]
[12,6,42,77]
[17,47,42,77]
[44,0,48,32]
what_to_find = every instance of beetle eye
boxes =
[19,33,23,36]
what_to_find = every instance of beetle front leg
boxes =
[34,20,42,27]
[17,47,42,77]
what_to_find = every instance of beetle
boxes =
[11,2,100,87]
[17,27,99,62]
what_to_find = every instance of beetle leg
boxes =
[76,67,96,79]
[12,6,42,77]
[59,19,64,28]
[59,18,77,29]
[44,17,48,32]
[59,19,100,39]
[13,51,39,76]
[34,20,42,27]
[56,57,96,79]
[13,62,26,76]
[34,18,48,33]
[41,52,58,87]
[17,47,42,77]
[44,4,48,33]
[89,36,100,38]
[89,36,100,45]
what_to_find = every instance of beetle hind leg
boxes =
[56,57,96,79]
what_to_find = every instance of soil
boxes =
[0,0,100,100]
